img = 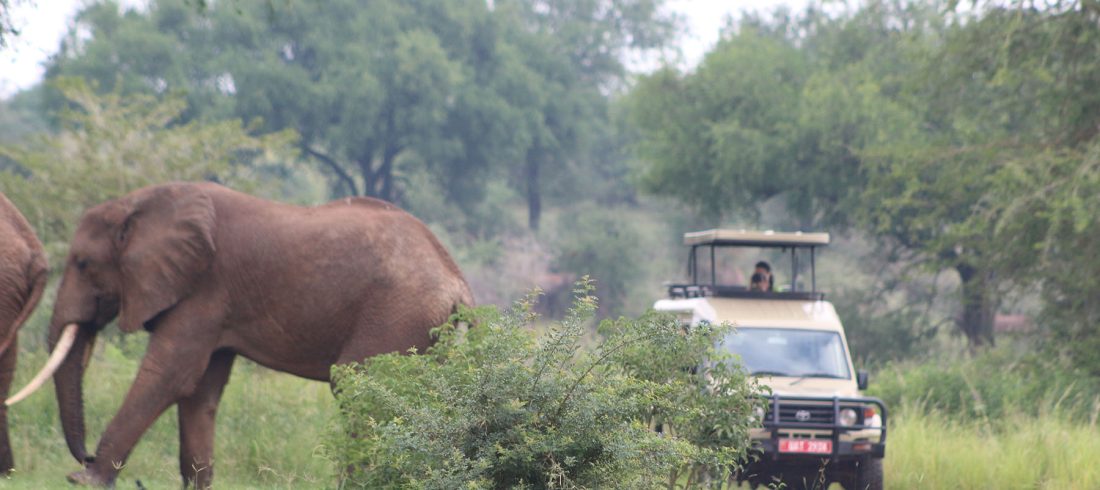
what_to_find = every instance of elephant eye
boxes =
[75,258,89,271]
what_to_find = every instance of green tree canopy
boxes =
[0,78,294,256]
[626,0,1100,351]
[42,0,678,230]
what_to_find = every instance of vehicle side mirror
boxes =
[857,370,869,391]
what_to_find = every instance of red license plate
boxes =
[778,439,832,454]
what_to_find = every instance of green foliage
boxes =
[888,408,1100,489]
[0,0,24,48]
[7,349,334,488]
[627,14,920,224]
[626,0,1100,352]
[43,0,678,232]
[868,347,1100,423]
[875,345,1100,488]
[491,0,679,229]
[597,315,760,476]
[830,287,937,364]
[0,77,295,255]
[9,347,1100,488]
[551,205,643,318]
[985,142,1100,374]
[326,284,758,489]
[0,88,48,146]
[626,31,807,220]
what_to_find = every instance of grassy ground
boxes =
[5,341,1100,489]
[885,407,1100,489]
[3,342,335,489]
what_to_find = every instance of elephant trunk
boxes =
[50,322,96,465]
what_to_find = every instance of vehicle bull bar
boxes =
[757,394,888,459]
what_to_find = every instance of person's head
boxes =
[754,261,771,276]
[754,261,773,290]
[750,272,768,291]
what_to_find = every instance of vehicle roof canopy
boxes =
[683,229,830,248]
[673,229,830,299]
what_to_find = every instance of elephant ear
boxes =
[116,184,217,333]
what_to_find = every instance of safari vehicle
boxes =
[654,230,886,490]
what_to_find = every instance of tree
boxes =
[986,145,1100,371]
[0,86,47,145]
[0,77,294,254]
[625,1,1049,350]
[627,30,809,221]
[492,0,679,230]
[0,0,26,48]
[553,204,643,317]
[627,15,921,225]
[46,0,480,203]
[857,2,1100,349]
[42,0,678,231]
[960,3,1100,364]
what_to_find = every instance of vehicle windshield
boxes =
[719,328,851,379]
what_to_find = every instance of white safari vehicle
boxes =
[654,230,886,490]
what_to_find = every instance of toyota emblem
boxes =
[795,410,812,422]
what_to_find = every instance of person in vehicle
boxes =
[749,272,769,292]
[754,261,774,291]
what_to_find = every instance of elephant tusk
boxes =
[5,323,79,406]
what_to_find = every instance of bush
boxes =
[325,282,759,489]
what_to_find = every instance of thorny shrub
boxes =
[326,280,761,489]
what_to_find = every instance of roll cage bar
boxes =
[678,229,830,299]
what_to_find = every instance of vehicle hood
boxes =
[757,376,860,398]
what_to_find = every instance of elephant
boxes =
[0,192,49,474]
[12,182,473,488]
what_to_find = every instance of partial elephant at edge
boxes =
[0,191,49,474]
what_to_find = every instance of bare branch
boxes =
[303,144,359,196]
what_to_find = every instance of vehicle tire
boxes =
[849,457,883,490]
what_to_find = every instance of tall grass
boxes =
[868,347,1100,423]
[887,406,1100,489]
[871,346,1100,489]
[4,341,335,489]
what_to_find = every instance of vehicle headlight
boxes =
[839,408,858,427]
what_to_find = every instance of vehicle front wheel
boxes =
[848,457,883,490]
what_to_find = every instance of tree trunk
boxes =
[956,264,996,351]
[378,144,399,202]
[358,158,376,198]
[526,155,541,231]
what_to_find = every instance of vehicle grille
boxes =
[777,404,835,424]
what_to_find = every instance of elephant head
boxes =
[12,184,216,464]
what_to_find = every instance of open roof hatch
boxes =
[673,229,830,300]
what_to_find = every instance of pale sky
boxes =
[0,0,807,98]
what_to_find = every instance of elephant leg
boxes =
[178,349,235,489]
[68,312,221,487]
[0,335,16,474]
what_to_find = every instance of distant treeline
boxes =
[2,0,1099,372]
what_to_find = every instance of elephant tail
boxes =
[0,252,47,355]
